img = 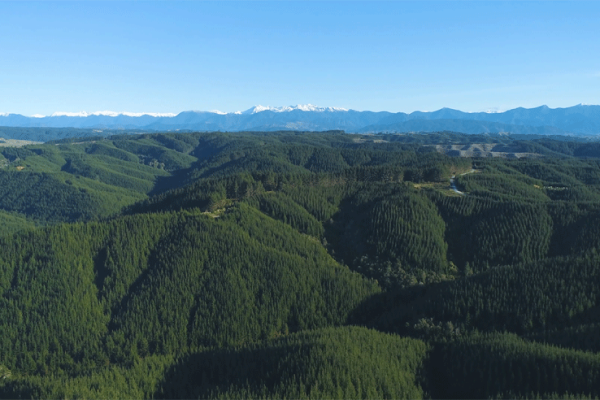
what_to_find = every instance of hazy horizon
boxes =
[2,103,599,119]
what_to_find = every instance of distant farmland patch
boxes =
[0,138,42,147]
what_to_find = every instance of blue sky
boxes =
[1,1,599,116]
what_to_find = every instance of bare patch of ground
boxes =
[433,143,542,158]
[413,181,464,197]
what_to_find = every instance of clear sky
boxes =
[1,1,599,116]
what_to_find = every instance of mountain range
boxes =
[2,104,600,141]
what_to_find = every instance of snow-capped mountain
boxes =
[241,104,349,114]
[1,104,600,141]
[50,111,177,118]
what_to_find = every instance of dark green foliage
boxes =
[323,183,451,286]
[0,210,35,236]
[244,192,324,238]
[356,255,600,337]
[431,332,600,398]
[547,202,600,256]
[0,328,428,399]
[0,172,107,221]
[0,355,171,399]
[151,133,199,154]
[109,206,377,353]
[157,327,429,400]
[305,147,350,173]
[84,142,140,162]
[0,206,378,374]
[435,195,553,270]
[128,173,455,289]
[0,126,146,142]
[282,183,347,221]
[0,131,472,225]
[0,135,196,223]
[457,171,549,201]
[3,131,600,398]
[0,224,109,373]
[0,147,37,162]
[61,155,159,193]
[124,172,267,215]
[529,323,600,353]
[522,139,600,158]
[112,139,196,170]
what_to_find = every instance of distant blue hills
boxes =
[1,104,600,141]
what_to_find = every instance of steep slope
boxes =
[0,205,379,374]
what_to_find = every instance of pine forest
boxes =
[2,130,600,398]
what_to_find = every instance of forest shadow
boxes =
[153,343,308,399]
[148,165,195,197]
[148,140,222,196]
[346,282,440,334]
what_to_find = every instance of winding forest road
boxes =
[450,169,476,195]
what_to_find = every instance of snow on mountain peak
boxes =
[242,104,348,114]
[242,105,272,114]
[50,112,88,117]
[3,106,351,118]
[50,111,177,118]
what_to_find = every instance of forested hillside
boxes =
[3,130,600,398]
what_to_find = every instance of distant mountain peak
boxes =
[49,111,177,118]
[242,104,348,114]
[2,104,599,138]
[484,108,504,114]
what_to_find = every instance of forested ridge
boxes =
[3,130,600,398]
